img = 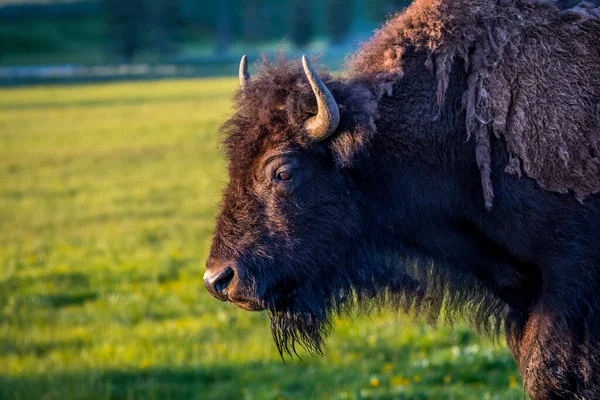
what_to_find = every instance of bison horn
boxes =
[302,55,340,141]
[239,55,251,90]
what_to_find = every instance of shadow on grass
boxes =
[0,358,524,400]
[0,338,89,358]
[0,364,301,400]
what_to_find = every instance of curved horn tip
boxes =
[301,55,314,76]
[301,55,340,142]
[239,55,251,89]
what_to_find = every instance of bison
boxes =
[204,0,600,398]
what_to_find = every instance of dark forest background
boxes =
[0,0,412,67]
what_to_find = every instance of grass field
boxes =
[0,78,523,399]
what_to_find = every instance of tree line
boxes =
[0,0,412,63]
[102,0,411,61]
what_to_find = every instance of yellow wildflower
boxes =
[370,377,380,387]
[443,375,452,383]
[390,376,409,386]
[139,359,151,369]
[413,375,421,383]
[391,376,403,386]
[509,375,518,388]
[383,362,393,373]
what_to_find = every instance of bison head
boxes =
[204,56,409,356]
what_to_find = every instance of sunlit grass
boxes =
[0,78,522,399]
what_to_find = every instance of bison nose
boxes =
[204,261,236,301]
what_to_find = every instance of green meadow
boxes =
[0,78,522,399]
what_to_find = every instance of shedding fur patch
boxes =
[348,0,600,207]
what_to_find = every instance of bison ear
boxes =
[239,55,251,90]
[302,56,340,142]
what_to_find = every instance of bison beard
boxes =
[266,244,506,359]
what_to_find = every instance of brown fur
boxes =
[348,0,600,208]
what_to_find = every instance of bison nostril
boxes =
[204,262,239,301]
[214,267,235,294]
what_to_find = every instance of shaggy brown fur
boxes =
[348,0,600,208]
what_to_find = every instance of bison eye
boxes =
[262,154,300,185]
[276,170,293,182]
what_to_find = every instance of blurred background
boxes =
[0,0,413,84]
[0,0,523,399]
